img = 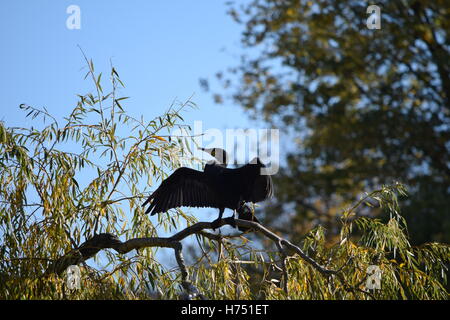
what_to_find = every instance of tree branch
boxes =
[46,217,374,299]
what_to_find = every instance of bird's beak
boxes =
[198,147,211,154]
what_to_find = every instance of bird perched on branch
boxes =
[142,147,273,229]
[236,203,261,232]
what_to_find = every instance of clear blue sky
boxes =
[0,0,253,132]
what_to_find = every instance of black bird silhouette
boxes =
[236,203,261,232]
[142,147,273,228]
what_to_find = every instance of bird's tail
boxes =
[236,203,260,232]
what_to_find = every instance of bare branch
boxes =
[46,217,374,299]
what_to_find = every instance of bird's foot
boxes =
[224,216,237,229]
[211,217,237,230]
[211,218,222,231]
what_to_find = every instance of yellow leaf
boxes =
[152,135,167,142]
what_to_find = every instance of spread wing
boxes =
[228,159,274,203]
[142,167,221,215]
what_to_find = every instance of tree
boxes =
[0,58,448,299]
[210,0,450,245]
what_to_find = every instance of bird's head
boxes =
[199,147,228,165]
[249,157,266,167]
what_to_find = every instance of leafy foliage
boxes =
[211,0,450,245]
[0,58,196,299]
[0,59,447,299]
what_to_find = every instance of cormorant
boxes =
[236,203,261,232]
[142,147,273,228]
